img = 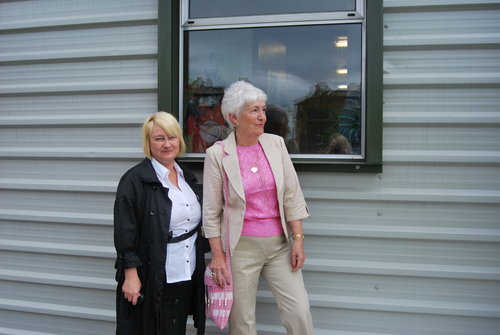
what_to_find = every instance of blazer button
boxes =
[149,209,157,216]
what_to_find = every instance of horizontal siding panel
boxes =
[0,239,114,258]
[0,25,157,63]
[0,0,156,30]
[0,190,114,214]
[307,222,500,242]
[383,8,500,46]
[0,114,146,126]
[0,209,111,225]
[0,311,114,335]
[0,93,157,117]
[304,239,500,269]
[301,271,500,306]
[0,298,114,321]
[305,259,500,280]
[305,293,500,318]
[383,126,500,151]
[0,269,114,290]
[0,158,140,181]
[0,148,143,159]
[304,188,500,203]
[0,219,112,246]
[0,250,113,280]
[0,179,117,192]
[0,126,143,148]
[383,87,500,116]
[1,280,114,311]
[384,112,500,125]
[383,149,500,164]
[0,59,157,95]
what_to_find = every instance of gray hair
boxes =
[221,80,267,130]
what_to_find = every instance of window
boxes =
[158,0,382,172]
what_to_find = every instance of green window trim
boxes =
[158,0,383,173]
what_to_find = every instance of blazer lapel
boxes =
[222,133,246,201]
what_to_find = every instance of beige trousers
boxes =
[229,235,314,335]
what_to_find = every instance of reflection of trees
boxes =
[184,78,227,153]
[295,83,343,153]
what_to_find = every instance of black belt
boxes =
[167,222,201,244]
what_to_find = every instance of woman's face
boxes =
[149,125,180,167]
[233,100,267,140]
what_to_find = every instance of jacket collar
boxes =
[136,158,161,184]
[137,158,197,185]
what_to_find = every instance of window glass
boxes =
[189,0,356,18]
[183,24,362,155]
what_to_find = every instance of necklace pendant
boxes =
[250,167,258,173]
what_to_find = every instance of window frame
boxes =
[158,0,382,173]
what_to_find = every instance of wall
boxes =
[0,0,499,334]
[0,0,157,333]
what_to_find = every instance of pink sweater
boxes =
[236,143,284,237]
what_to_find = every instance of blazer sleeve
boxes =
[113,171,143,270]
[279,137,310,222]
[202,145,224,238]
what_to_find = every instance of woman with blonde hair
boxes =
[114,111,208,334]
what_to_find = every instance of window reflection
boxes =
[183,24,362,155]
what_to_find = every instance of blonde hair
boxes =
[142,111,186,159]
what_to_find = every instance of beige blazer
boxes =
[202,132,309,255]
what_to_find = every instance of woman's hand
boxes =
[290,238,306,272]
[208,237,232,287]
[289,220,306,272]
[122,267,142,305]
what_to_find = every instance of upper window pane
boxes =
[183,24,362,155]
[189,0,356,18]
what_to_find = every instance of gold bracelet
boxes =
[291,233,305,240]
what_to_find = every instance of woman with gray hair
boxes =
[203,81,314,334]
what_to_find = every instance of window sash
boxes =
[180,23,366,159]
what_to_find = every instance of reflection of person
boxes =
[114,112,208,334]
[325,133,352,154]
[203,81,314,334]
[339,86,361,154]
[264,104,300,154]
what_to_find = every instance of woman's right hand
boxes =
[208,237,232,287]
[209,252,232,288]
[122,267,142,305]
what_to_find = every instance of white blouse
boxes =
[151,158,201,283]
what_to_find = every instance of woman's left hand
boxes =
[290,238,306,272]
